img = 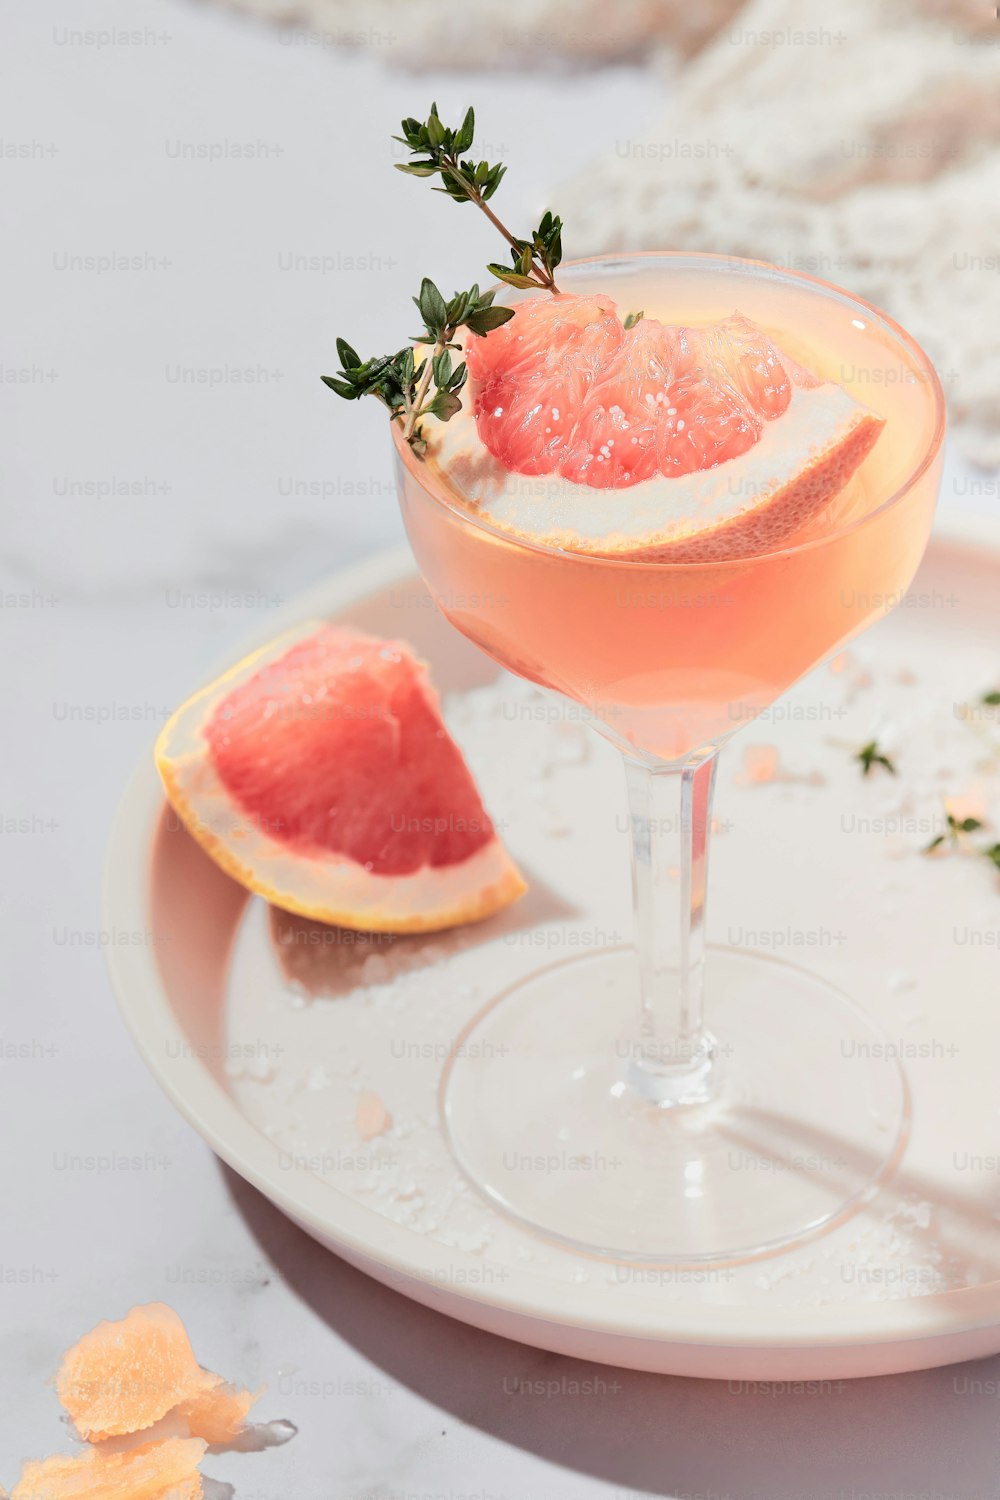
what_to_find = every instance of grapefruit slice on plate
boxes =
[453,293,884,562]
[156,624,525,934]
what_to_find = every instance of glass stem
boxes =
[623,749,719,1106]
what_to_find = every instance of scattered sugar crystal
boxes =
[739,744,779,783]
[546,729,589,770]
[438,1228,492,1254]
[244,1056,276,1083]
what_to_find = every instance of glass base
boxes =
[440,947,909,1264]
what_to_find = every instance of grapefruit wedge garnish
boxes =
[454,292,884,561]
[155,623,526,933]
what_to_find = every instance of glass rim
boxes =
[389,249,947,570]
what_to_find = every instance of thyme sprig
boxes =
[322,278,511,455]
[323,102,566,454]
[395,104,563,294]
[922,805,1000,879]
[923,813,983,855]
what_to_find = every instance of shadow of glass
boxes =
[221,1163,1000,1500]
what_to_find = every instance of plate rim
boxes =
[104,524,1000,1357]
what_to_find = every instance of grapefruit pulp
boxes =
[155,623,525,933]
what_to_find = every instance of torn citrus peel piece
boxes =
[177,1381,261,1447]
[155,623,525,934]
[56,1304,219,1443]
[10,1438,207,1500]
[8,1304,272,1500]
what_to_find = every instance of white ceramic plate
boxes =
[105,534,1000,1380]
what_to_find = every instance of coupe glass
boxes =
[391,253,945,1263]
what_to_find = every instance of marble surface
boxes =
[3,2,1000,1496]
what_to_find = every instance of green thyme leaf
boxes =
[321,375,359,399]
[464,306,515,336]
[453,106,475,154]
[486,263,537,290]
[855,740,896,777]
[416,277,448,335]
[425,105,447,149]
[426,389,463,422]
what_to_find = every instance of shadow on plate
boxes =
[268,869,577,1001]
[222,1155,1000,1500]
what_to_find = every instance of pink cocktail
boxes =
[393,253,944,1262]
